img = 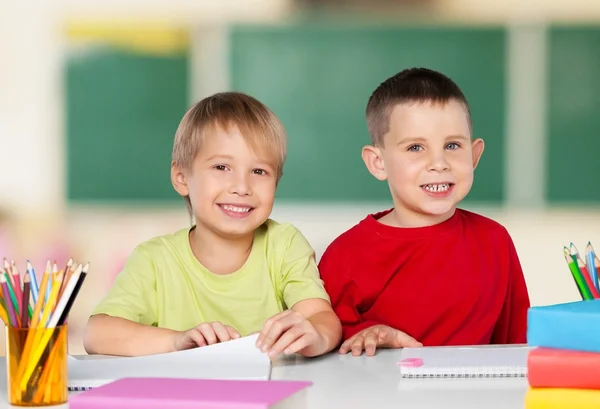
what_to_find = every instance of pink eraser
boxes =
[397,357,424,367]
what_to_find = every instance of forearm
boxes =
[83,314,179,356]
[307,310,343,356]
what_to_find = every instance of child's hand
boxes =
[339,325,422,356]
[172,322,241,351]
[255,310,325,358]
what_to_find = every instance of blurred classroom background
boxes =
[1,0,600,354]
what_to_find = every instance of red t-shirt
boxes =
[318,208,530,346]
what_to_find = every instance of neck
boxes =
[189,224,254,275]
[381,207,456,228]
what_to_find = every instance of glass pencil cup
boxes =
[5,324,68,406]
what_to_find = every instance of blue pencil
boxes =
[26,260,39,305]
[586,242,600,292]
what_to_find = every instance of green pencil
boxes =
[564,246,593,300]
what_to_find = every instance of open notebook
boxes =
[397,345,532,379]
[68,334,271,391]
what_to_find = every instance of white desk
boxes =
[0,349,529,409]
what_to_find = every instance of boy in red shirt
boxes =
[318,67,531,356]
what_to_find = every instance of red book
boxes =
[528,347,600,389]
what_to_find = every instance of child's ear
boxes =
[471,138,485,169]
[171,162,189,196]
[361,145,387,181]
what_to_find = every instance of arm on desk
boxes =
[84,314,242,356]
[83,314,179,356]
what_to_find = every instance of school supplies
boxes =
[526,299,600,353]
[67,333,272,391]
[563,242,600,299]
[525,300,600,408]
[0,257,89,405]
[527,347,600,389]
[525,387,600,409]
[69,378,311,409]
[397,345,531,378]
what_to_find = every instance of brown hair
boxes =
[366,67,471,146]
[172,92,286,215]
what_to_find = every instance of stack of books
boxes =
[525,299,600,408]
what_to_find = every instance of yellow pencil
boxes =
[19,272,63,391]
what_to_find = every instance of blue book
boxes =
[527,299,600,353]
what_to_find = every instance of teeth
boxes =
[423,184,450,192]
[222,205,252,213]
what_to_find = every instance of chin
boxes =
[420,204,457,218]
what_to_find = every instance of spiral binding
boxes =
[69,385,94,391]
[401,366,527,379]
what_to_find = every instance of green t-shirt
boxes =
[92,219,330,335]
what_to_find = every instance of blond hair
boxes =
[172,92,287,215]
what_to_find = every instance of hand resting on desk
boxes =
[255,298,342,359]
[339,325,422,357]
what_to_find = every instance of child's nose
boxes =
[229,173,252,196]
[427,153,450,172]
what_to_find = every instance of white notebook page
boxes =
[68,333,271,390]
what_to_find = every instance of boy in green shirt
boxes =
[84,92,342,358]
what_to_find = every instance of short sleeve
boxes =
[91,245,158,326]
[278,228,330,309]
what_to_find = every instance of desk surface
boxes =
[0,348,528,409]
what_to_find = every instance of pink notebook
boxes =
[69,377,312,409]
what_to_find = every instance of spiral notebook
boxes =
[68,334,271,391]
[397,345,532,379]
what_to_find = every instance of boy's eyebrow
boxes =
[395,136,427,146]
[205,154,234,162]
[395,134,469,146]
[445,134,470,142]
[205,154,276,169]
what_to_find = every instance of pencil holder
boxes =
[5,324,68,406]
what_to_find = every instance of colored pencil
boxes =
[4,258,14,288]
[586,242,600,292]
[20,274,30,329]
[2,268,21,322]
[570,243,600,299]
[564,246,592,300]
[26,260,39,306]
[0,275,19,326]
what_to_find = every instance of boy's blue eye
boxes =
[407,145,423,152]
[446,143,460,150]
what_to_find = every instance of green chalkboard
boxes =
[66,46,188,201]
[230,24,506,202]
[547,26,600,203]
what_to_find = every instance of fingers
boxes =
[256,310,294,350]
[339,332,368,356]
[176,329,206,351]
[339,334,358,354]
[210,322,233,343]
[363,330,379,357]
[196,322,219,345]
[267,325,305,358]
[279,334,310,356]
[225,325,241,340]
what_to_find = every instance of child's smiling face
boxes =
[173,125,278,239]
[363,99,485,227]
